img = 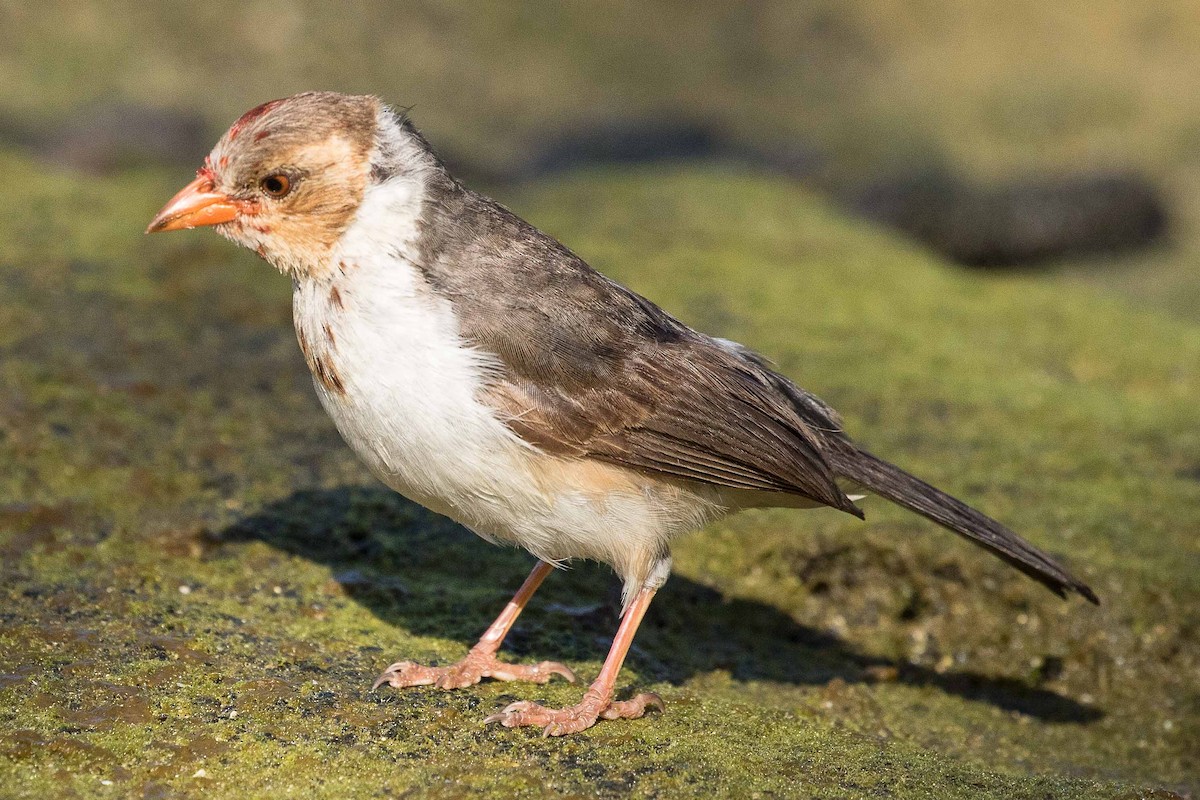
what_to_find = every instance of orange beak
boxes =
[145,172,240,234]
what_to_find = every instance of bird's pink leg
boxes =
[484,585,664,736]
[373,561,576,690]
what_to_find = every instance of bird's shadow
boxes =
[217,486,1101,724]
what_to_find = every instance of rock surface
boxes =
[1,156,1196,797]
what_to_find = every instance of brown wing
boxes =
[413,178,861,516]
[484,338,860,515]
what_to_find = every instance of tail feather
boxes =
[826,446,1098,604]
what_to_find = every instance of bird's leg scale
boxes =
[373,561,575,690]
[484,584,664,736]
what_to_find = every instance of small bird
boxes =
[148,92,1097,736]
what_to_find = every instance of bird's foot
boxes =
[372,649,576,691]
[483,690,664,736]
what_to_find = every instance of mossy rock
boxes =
[0,153,1196,798]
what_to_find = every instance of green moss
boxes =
[1,155,1196,797]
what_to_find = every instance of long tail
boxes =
[825,445,1099,604]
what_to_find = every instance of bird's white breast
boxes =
[292,176,724,585]
[293,175,525,527]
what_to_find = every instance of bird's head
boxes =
[147,91,430,278]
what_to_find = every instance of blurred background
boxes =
[3,1,1199,307]
[3,3,1199,798]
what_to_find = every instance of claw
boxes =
[545,662,578,683]
[483,700,534,727]
[601,692,664,720]
[372,660,435,690]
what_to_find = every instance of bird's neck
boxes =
[319,166,430,285]
[280,107,446,284]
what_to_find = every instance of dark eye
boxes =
[260,174,291,198]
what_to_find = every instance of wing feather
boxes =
[415,181,862,516]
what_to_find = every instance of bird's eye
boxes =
[260,174,291,198]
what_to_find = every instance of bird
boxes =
[147,91,1098,737]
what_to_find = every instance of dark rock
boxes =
[7,100,212,174]
[850,169,1168,266]
[525,118,725,176]
[458,116,1167,269]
